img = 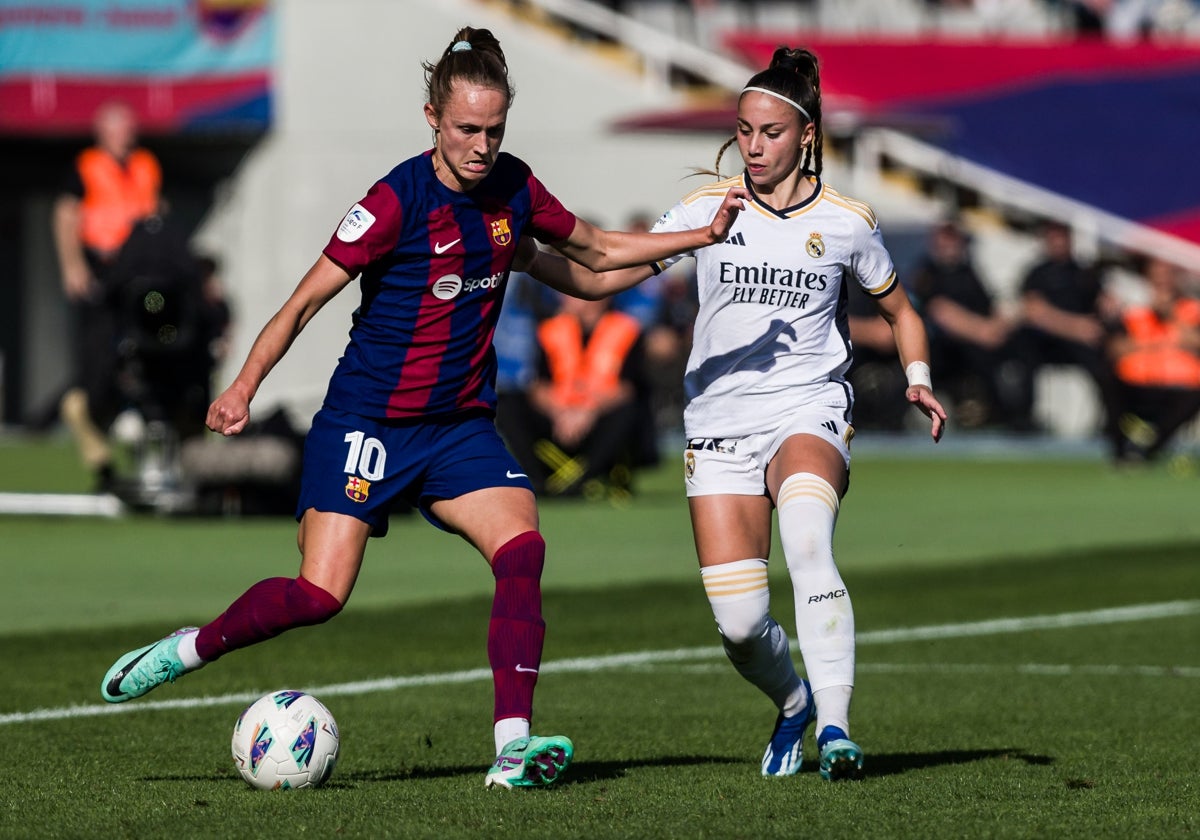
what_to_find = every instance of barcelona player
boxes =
[100,26,747,790]
[522,46,946,781]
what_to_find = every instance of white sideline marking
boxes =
[3,599,1196,727]
[0,492,123,517]
[856,599,1200,643]
[663,662,1200,679]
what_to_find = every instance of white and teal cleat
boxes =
[484,735,574,789]
[100,627,200,703]
[817,726,864,781]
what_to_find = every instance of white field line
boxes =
[0,492,123,517]
[3,599,1196,727]
[660,662,1200,678]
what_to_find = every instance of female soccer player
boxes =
[522,46,946,781]
[99,26,746,790]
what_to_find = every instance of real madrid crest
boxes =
[490,218,512,247]
[685,451,696,479]
[805,232,825,259]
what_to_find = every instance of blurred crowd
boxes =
[1046,0,1200,38]
[851,219,1200,464]
[567,0,1200,40]
[491,213,1200,499]
[51,103,1199,506]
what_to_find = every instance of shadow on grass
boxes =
[328,754,742,786]
[143,750,1051,787]
[859,748,1054,778]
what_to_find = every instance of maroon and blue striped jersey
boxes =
[321,150,576,420]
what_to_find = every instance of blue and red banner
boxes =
[0,0,272,134]
[724,35,1200,246]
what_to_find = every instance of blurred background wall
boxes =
[4,0,1199,436]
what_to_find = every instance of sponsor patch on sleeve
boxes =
[337,203,377,243]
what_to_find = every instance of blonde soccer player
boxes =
[99,25,747,790]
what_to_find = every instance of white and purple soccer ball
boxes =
[231,690,339,790]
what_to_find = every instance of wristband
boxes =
[905,361,932,390]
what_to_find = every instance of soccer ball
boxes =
[231,690,340,790]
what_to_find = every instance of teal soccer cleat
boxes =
[818,726,864,781]
[100,627,201,703]
[761,678,815,776]
[484,735,574,789]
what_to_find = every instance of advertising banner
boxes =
[0,0,272,133]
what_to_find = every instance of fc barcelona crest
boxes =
[345,476,370,503]
[806,232,825,259]
[490,218,512,247]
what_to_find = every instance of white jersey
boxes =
[652,173,898,439]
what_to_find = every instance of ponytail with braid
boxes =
[745,46,822,175]
[708,46,822,181]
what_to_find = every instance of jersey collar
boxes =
[741,171,823,218]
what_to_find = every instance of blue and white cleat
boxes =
[817,725,864,781]
[762,679,816,776]
[100,627,201,703]
[484,735,574,789]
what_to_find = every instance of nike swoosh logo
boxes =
[105,645,153,698]
[515,664,539,673]
[506,470,527,479]
[433,238,461,255]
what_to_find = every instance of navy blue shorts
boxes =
[295,408,533,537]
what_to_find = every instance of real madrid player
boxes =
[523,46,946,781]
[99,26,747,790]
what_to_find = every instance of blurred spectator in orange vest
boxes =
[1107,257,1200,463]
[52,101,162,492]
[508,294,646,498]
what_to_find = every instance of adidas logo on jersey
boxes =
[724,232,746,246]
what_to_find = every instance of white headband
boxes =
[741,86,812,123]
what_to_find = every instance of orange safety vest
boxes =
[76,147,161,257]
[1115,299,1200,388]
[537,310,641,409]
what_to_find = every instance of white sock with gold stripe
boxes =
[777,473,855,729]
[701,559,807,716]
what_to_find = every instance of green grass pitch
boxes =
[0,435,1196,838]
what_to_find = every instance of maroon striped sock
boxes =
[488,531,546,724]
[195,576,342,662]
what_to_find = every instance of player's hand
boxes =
[554,407,595,448]
[207,386,252,436]
[707,186,750,243]
[907,385,947,443]
[62,264,98,302]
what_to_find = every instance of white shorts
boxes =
[683,407,854,497]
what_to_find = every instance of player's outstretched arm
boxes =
[875,283,947,442]
[553,186,748,273]
[207,255,353,436]
[516,236,653,300]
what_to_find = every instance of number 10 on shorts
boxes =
[343,431,387,481]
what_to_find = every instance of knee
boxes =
[287,577,343,626]
[777,474,839,575]
[781,520,831,572]
[713,607,767,647]
[700,558,771,646]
